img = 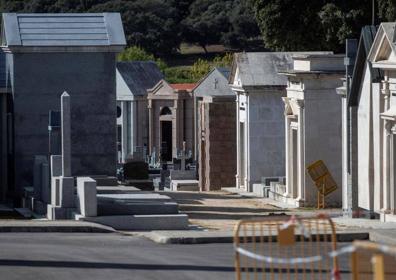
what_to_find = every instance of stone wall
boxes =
[10,52,117,192]
[199,100,236,190]
[247,90,286,189]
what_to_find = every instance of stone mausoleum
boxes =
[194,67,236,191]
[147,80,195,162]
[116,61,163,163]
[367,23,396,222]
[281,54,344,207]
[0,13,126,202]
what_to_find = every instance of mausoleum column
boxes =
[172,99,179,158]
[282,97,292,197]
[235,94,240,188]
[391,126,396,214]
[381,78,391,214]
[148,100,153,155]
[383,120,392,213]
[296,99,305,204]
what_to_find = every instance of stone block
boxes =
[77,177,97,217]
[33,155,48,199]
[51,177,60,206]
[124,161,149,180]
[47,204,74,220]
[50,155,62,177]
[171,180,199,191]
[59,177,75,208]
[41,163,50,204]
[170,170,196,180]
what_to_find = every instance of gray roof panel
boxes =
[1,13,126,50]
[231,52,332,87]
[349,26,382,106]
[194,67,233,97]
[117,61,164,97]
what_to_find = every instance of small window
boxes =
[160,107,172,116]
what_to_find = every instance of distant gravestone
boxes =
[124,161,149,180]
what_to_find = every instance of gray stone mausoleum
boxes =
[0,13,126,202]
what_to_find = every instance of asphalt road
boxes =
[0,233,352,280]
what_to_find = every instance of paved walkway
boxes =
[161,190,344,230]
[161,190,284,230]
[0,232,353,280]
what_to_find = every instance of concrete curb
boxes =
[128,230,370,244]
[369,230,396,245]
[0,221,115,233]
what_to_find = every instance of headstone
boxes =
[50,155,62,206]
[33,155,48,199]
[77,177,97,217]
[59,177,74,208]
[124,161,149,180]
[61,92,71,177]
[180,142,187,171]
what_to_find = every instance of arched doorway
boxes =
[160,107,172,162]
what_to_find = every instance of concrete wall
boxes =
[247,90,286,189]
[304,78,343,206]
[357,66,375,211]
[198,100,236,190]
[9,52,117,192]
[372,82,383,212]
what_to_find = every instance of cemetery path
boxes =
[0,232,234,280]
[0,232,353,279]
[161,191,287,230]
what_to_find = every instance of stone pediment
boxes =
[369,23,396,66]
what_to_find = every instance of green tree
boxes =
[89,0,181,56]
[251,0,373,52]
[182,0,232,53]
[378,0,396,21]
[221,0,262,50]
[118,46,167,71]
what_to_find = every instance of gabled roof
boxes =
[349,26,382,106]
[193,67,233,98]
[229,52,332,88]
[1,13,126,52]
[368,23,396,64]
[117,61,164,97]
[147,79,195,99]
[170,83,196,91]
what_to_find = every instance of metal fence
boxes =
[233,214,339,280]
[234,215,396,280]
[351,240,396,280]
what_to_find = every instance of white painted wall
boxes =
[357,66,374,211]
[247,90,286,189]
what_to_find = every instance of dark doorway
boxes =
[161,121,172,162]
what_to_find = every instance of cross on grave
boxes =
[214,78,218,89]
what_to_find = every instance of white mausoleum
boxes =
[281,54,344,207]
[368,23,396,222]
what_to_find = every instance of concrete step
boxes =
[98,201,179,216]
[97,193,172,201]
[76,214,189,230]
